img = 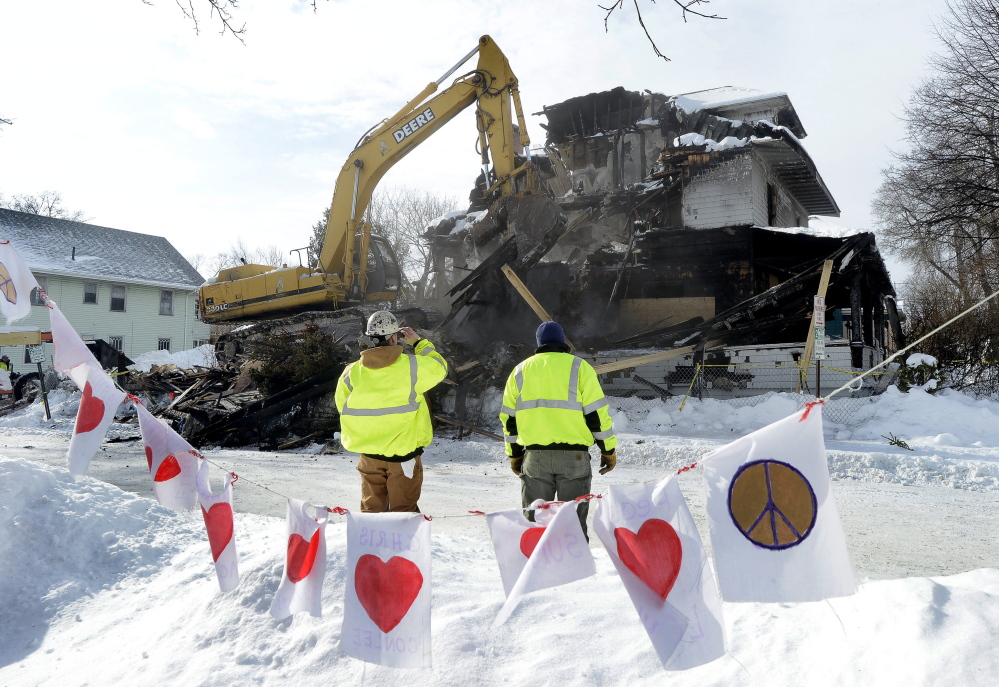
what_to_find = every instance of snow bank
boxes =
[128,344,215,373]
[0,457,197,665]
[1,456,997,686]
[600,388,999,491]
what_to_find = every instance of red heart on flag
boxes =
[154,455,182,482]
[614,518,683,600]
[287,531,321,583]
[355,554,423,633]
[519,527,546,558]
[201,503,234,562]
[144,446,153,470]
[74,381,105,434]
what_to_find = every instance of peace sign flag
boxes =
[0,240,39,325]
[594,477,725,670]
[703,404,855,602]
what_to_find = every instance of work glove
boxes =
[599,451,617,475]
[510,455,524,476]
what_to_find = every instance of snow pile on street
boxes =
[128,344,215,373]
[609,387,999,450]
[0,387,80,428]
[0,456,997,686]
[598,388,999,491]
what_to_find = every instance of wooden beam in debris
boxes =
[192,365,344,445]
[592,340,724,375]
[433,414,504,442]
[501,264,576,352]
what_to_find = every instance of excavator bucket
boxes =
[466,193,567,270]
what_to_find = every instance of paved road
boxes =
[5,428,997,580]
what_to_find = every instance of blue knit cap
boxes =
[536,321,565,347]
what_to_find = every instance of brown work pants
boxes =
[357,454,423,513]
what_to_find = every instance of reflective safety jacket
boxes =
[335,339,448,461]
[499,349,617,458]
[0,361,9,372]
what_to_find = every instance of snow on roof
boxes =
[0,209,204,290]
[759,216,863,239]
[673,86,790,114]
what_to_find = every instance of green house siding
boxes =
[2,274,211,374]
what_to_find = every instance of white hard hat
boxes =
[365,310,401,338]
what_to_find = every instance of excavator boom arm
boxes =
[318,35,523,282]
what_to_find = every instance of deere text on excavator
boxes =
[198,35,557,336]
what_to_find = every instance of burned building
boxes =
[430,86,898,375]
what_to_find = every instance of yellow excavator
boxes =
[198,35,548,325]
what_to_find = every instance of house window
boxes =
[80,334,95,342]
[30,276,48,306]
[110,284,126,312]
[158,338,171,351]
[159,289,174,316]
[108,336,123,352]
[84,281,98,304]
[23,347,31,364]
[193,339,210,348]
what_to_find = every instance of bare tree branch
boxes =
[156,0,246,43]
[598,0,724,61]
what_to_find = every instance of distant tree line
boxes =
[0,190,88,222]
[873,0,999,394]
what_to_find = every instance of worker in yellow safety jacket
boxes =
[499,321,617,537]
[335,310,448,513]
[0,355,10,372]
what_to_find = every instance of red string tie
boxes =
[328,506,349,515]
[468,510,486,515]
[676,462,698,475]
[423,514,433,521]
[574,494,601,502]
[799,400,826,422]
[126,394,145,406]
[230,472,239,485]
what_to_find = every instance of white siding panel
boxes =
[682,154,755,228]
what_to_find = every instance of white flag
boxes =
[0,240,39,325]
[66,364,126,477]
[703,404,855,602]
[136,403,199,512]
[594,477,725,670]
[197,460,239,593]
[49,301,101,375]
[342,512,431,669]
[270,499,328,619]
[492,501,596,627]
[485,508,547,597]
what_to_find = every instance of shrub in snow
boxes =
[897,355,945,394]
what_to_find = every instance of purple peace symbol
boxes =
[727,459,817,550]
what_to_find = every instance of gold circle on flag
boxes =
[0,262,17,305]
[728,459,817,550]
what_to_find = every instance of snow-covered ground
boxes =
[1,387,998,685]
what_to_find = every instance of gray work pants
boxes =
[520,448,592,538]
